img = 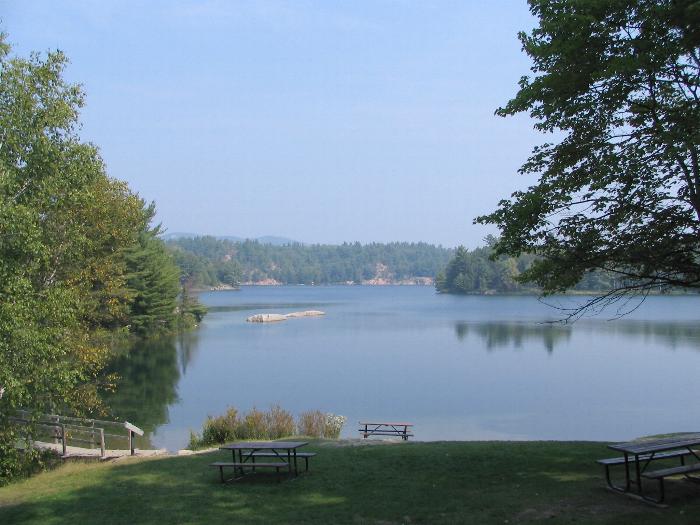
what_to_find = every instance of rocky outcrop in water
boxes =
[246,310,325,323]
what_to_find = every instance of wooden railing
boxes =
[10,410,144,458]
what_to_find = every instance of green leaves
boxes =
[0,35,191,483]
[436,244,535,294]
[124,232,181,335]
[478,0,700,304]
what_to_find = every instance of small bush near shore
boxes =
[265,405,296,439]
[296,411,346,439]
[239,408,267,440]
[0,439,59,487]
[323,413,347,439]
[198,407,239,446]
[188,406,345,449]
[297,410,326,438]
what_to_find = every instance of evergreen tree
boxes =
[125,230,181,335]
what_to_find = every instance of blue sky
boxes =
[2,1,540,247]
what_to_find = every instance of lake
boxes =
[106,286,700,450]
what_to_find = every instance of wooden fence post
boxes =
[124,422,143,455]
[60,424,67,456]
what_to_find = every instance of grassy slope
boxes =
[1,440,699,524]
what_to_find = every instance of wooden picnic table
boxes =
[359,422,413,441]
[212,441,309,483]
[603,433,700,504]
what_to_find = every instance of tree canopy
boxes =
[0,36,191,482]
[476,0,700,311]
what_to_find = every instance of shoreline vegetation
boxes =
[169,235,695,297]
[187,406,345,450]
[167,236,451,289]
[2,438,699,524]
[436,238,699,298]
[198,283,692,297]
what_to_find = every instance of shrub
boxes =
[297,410,326,437]
[187,430,201,450]
[0,425,61,486]
[238,407,267,440]
[189,407,239,449]
[188,406,345,449]
[265,405,296,439]
[323,413,346,439]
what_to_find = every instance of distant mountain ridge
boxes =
[160,232,299,246]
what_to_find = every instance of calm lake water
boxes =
[107,286,700,450]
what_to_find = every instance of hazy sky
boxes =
[2,1,541,247]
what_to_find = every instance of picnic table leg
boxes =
[634,454,643,496]
[293,450,299,476]
[658,478,665,503]
[623,453,631,492]
[287,449,293,477]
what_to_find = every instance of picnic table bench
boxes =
[598,433,700,505]
[359,422,413,441]
[210,441,310,483]
[210,461,288,482]
[247,451,316,471]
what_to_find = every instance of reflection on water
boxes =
[102,335,192,448]
[100,288,700,449]
[177,330,200,374]
[602,321,700,350]
[207,302,327,313]
[455,322,571,353]
[456,320,700,354]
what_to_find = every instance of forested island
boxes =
[435,237,618,295]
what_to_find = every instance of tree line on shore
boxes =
[166,234,620,295]
[167,236,454,286]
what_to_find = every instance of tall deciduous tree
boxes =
[0,35,186,482]
[476,0,700,313]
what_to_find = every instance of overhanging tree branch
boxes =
[475,0,700,318]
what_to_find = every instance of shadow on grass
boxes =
[2,442,700,524]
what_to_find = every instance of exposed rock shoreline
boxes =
[246,310,326,323]
[231,278,433,288]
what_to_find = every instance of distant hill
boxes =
[160,232,298,246]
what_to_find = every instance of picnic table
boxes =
[359,422,413,441]
[210,441,311,483]
[600,433,700,504]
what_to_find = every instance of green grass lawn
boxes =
[1,440,699,524]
